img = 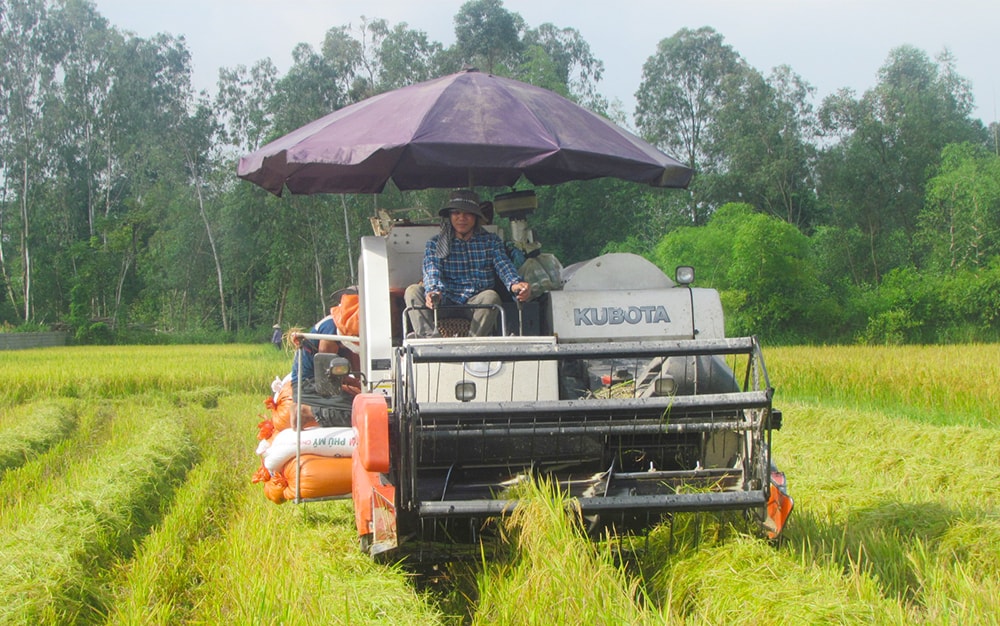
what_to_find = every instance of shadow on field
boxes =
[405,558,487,624]
[786,500,959,601]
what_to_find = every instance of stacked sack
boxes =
[253,375,356,504]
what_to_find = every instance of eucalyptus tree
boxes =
[355,16,443,94]
[919,142,1000,271]
[708,65,820,230]
[215,58,279,154]
[0,0,56,321]
[453,0,525,74]
[816,45,984,283]
[635,27,746,225]
[520,23,604,107]
[88,31,197,331]
[221,23,386,323]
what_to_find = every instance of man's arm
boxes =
[489,236,531,302]
[422,238,444,295]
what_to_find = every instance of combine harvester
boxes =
[349,193,792,559]
[240,70,793,561]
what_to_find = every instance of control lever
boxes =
[430,292,442,337]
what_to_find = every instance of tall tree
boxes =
[919,142,1000,271]
[816,45,984,283]
[0,0,55,321]
[453,0,524,74]
[708,65,820,230]
[215,58,279,153]
[520,23,604,107]
[355,17,442,95]
[635,27,745,224]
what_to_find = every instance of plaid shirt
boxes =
[423,231,522,304]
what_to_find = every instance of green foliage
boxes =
[0,320,50,333]
[816,46,986,283]
[653,203,836,341]
[853,261,1000,344]
[75,321,114,345]
[454,0,525,74]
[1,2,998,347]
[708,65,821,231]
[919,142,1000,271]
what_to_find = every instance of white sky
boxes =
[91,0,998,126]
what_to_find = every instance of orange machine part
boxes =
[353,394,389,473]
[351,393,395,540]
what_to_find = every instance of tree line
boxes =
[1,0,997,345]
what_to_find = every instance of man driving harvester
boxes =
[404,189,531,337]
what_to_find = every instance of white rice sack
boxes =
[262,426,357,474]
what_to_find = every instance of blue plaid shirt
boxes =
[423,231,522,304]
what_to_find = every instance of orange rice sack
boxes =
[264,473,288,504]
[271,381,318,431]
[332,294,360,337]
[280,455,352,501]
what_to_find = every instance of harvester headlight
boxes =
[675,266,695,285]
[455,381,477,402]
[654,375,677,396]
[326,357,351,377]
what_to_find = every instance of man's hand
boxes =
[425,291,441,308]
[510,281,531,302]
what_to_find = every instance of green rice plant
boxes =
[104,451,243,623]
[0,400,78,473]
[0,405,196,624]
[104,395,253,625]
[1,344,997,623]
[0,344,288,404]
[171,385,230,409]
[648,531,906,624]
[767,344,1000,427]
[109,393,445,625]
[0,401,113,513]
[183,492,445,624]
[472,477,656,625]
[908,520,1000,623]
[771,398,1000,622]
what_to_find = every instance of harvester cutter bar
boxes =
[418,490,767,518]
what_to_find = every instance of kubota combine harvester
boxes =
[240,70,793,561]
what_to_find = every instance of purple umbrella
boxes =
[238,69,692,195]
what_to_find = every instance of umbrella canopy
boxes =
[238,69,693,195]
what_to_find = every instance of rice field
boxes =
[0,343,997,624]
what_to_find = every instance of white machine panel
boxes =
[409,335,559,403]
[548,288,725,341]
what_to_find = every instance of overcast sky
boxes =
[91,0,998,126]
